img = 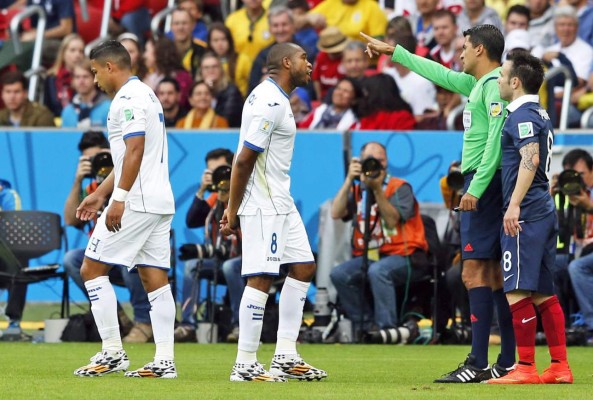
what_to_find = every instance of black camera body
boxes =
[179,242,232,261]
[86,151,114,181]
[360,157,384,179]
[556,169,586,196]
[207,165,232,192]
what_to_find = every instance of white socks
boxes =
[85,276,121,353]
[148,284,175,362]
[275,277,310,355]
[236,286,268,363]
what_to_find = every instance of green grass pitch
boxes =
[0,343,591,399]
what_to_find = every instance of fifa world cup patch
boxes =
[124,109,135,121]
[258,118,273,135]
[518,121,534,138]
[489,102,504,117]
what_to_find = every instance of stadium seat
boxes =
[75,3,103,44]
[0,211,70,318]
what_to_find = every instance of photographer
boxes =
[329,142,429,342]
[63,131,152,343]
[556,149,593,342]
[176,149,243,342]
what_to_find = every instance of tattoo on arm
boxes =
[519,142,539,171]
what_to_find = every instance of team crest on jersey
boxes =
[489,102,504,117]
[518,122,534,138]
[258,118,273,135]
[124,109,134,121]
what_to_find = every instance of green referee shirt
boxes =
[392,46,506,199]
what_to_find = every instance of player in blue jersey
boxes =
[488,51,573,384]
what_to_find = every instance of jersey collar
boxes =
[507,94,539,113]
[266,77,289,100]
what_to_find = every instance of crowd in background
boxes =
[2,0,593,130]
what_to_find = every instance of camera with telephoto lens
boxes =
[207,165,232,192]
[360,156,384,179]
[556,169,586,196]
[86,152,114,182]
[178,241,232,261]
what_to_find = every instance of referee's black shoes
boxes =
[434,354,511,383]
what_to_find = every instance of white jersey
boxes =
[107,77,175,215]
[236,78,297,216]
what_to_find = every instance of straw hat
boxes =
[317,26,349,53]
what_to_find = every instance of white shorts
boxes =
[240,210,314,276]
[84,205,173,271]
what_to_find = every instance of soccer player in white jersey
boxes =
[220,43,327,382]
[73,40,177,379]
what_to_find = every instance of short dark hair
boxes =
[157,77,180,92]
[89,40,132,69]
[266,42,302,74]
[432,9,457,25]
[506,5,530,22]
[287,0,309,11]
[0,70,28,89]
[396,34,417,54]
[563,149,593,171]
[506,50,545,94]
[78,130,109,152]
[205,148,234,164]
[463,24,505,63]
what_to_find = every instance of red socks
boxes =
[538,295,567,362]
[510,297,537,365]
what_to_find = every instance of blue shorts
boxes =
[500,212,557,294]
[460,170,502,260]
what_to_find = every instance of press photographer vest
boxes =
[352,177,427,257]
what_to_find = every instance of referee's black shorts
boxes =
[460,170,502,261]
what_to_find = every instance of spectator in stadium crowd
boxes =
[118,32,148,80]
[299,77,361,129]
[44,33,85,116]
[287,0,319,61]
[307,0,387,42]
[564,0,593,46]
[356,74,416,130]
[504,4,530,34]
[407,0,440,57]
[143,37,193,108]
[290,87,313,124]
[340,41,374,80]
[108,0,151,45]
[21,0,74,42]
[562,149,593,345]
[197,52,243,127]
[457,0,503,33]
[537,6,593,127]
[176,148,244,342]
[62,131,153,343]
[248,6,306,93]
[527,0,556,49]
[428,10,463,71]
[311,26,348,100]
[377,16,414,72]
[207,23,252,97]
[224,0,274,66]
[380,34,438,123]
[167,0,208,43]
[61,59,111,128]
[156,77,188,127]
[0,71,55,127]
[330,141,429,335]
[175,81,229,128]
[486,0,526,20]
[169,7,207,77]
[0,178,28,341]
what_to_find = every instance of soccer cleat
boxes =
[269,354,328,381]
[74,350,130,377]
[434,354,492,383]
[487,363,542,384]
[540,361,573,384]
[230,362,287,382]
[491,354,515,379]
[124,359,177,379]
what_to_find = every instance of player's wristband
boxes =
[112,188,129,202]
